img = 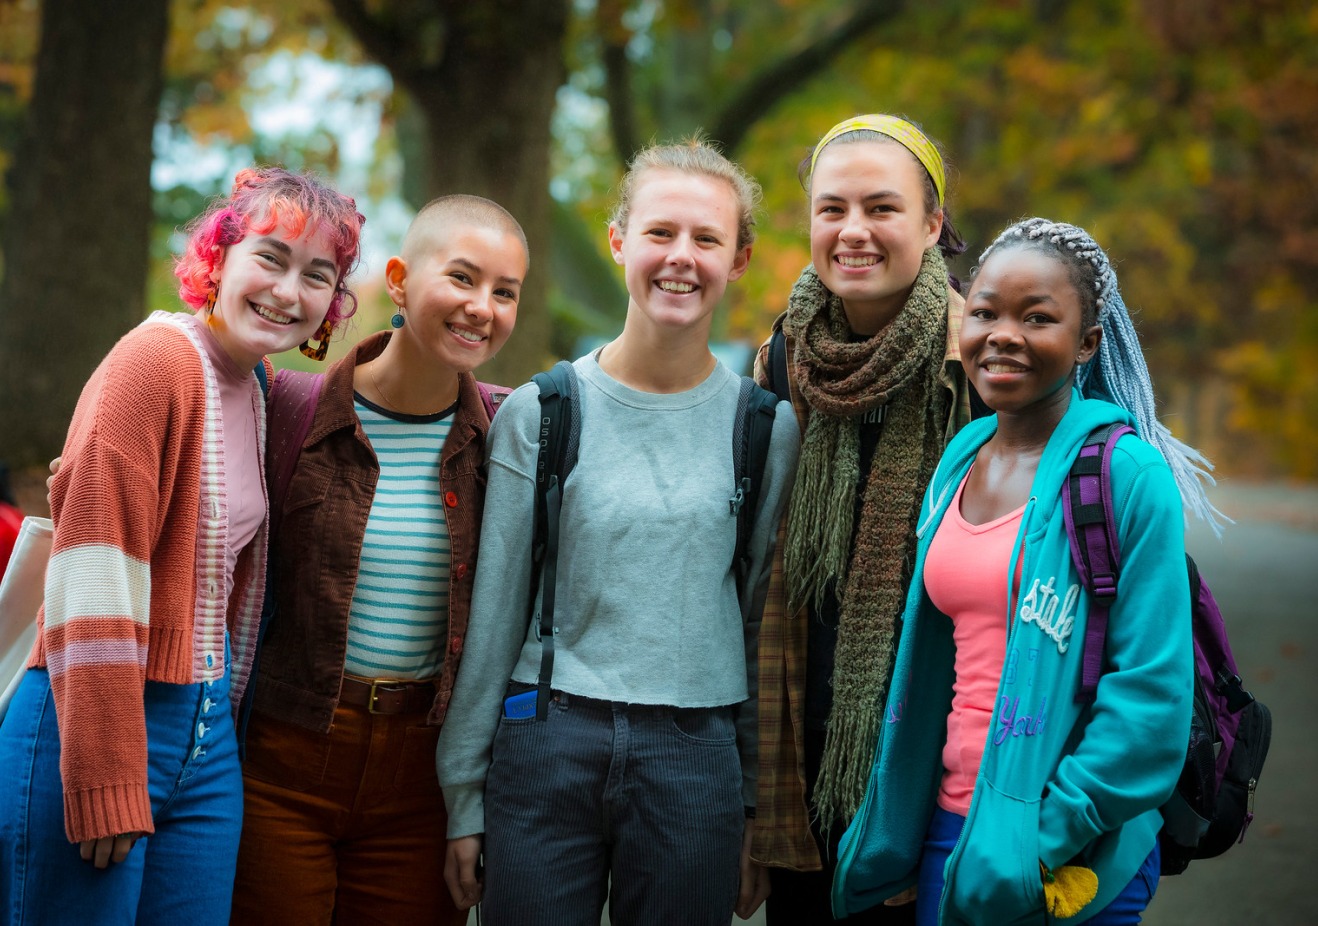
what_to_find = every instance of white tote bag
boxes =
[0,516,52,725]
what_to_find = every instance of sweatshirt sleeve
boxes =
[734,399,800,808]
[42,330,194,842]
[436,383,541,838]
[1036,440,1193,868]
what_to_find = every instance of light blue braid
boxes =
[981,218,1227,535]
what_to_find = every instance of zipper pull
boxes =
[1239,778,1258,844]
[729,476,749,516]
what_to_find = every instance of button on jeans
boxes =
[0,657,243,925]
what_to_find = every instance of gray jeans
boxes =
[482,689,744,926]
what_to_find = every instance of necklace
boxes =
[366,358,460,414]
[368,361,404,412]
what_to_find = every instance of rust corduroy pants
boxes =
[231,694,464,926]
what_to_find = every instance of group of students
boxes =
[0,112,1215,926]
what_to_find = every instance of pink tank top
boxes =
[923,471,1024,815]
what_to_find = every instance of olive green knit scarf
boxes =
[782,248,951,826]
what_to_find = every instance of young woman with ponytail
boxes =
[751,114,976,925]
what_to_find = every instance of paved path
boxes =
[1144,482,1318,925]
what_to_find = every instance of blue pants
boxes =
[916,806,1160,925]
[0,661,243,925]
[482,689,744,926]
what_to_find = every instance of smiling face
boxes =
[386,222,526,375]
[960,245,1102,420]
[608,168,751,338]
[808,139,942,335]
[208,226,338,369]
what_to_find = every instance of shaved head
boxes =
[402,194,529,266]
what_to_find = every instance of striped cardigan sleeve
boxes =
[41,327,204,842]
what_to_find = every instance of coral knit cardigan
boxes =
[32,311,269,843]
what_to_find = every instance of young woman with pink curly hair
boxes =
[0,167,363,926]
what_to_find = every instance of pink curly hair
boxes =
[174,167,366,328]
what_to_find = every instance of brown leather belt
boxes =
[339,675,437,715]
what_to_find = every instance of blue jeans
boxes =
[916,806,1159,925]
[0,658,243,925]
[482,689,745,926]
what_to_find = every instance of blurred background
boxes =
[1,0,1315,485]
[0,3,1314,922]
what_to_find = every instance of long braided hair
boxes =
[977,217,1225,533]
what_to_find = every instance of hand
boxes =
[735,821,771,920]
[79,832,141,869]
[46,456,61,508]
[884,885,918,906]
[444,835,484,910]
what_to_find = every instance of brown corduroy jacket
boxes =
[248,331,501,732]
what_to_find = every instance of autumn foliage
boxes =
[1,0,1314,477]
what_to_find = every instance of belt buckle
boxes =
[368,680,393,714]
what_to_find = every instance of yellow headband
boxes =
[807,115,946,207]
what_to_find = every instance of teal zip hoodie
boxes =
[832,394,1192,924]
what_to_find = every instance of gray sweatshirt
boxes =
[437,353,799,838]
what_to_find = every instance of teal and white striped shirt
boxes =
[344,394,454,679]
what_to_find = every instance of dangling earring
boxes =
[391,307,405,329]
[299,318,334,361]
[204,288,217,317]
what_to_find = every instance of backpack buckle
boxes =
[1216,669,1256,712]
[1091,572,1118,604]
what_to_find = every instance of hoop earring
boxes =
[390,309,405,329]
[299,318,334,362]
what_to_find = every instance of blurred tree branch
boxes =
[600,0,906,162]
[709,0,904,154]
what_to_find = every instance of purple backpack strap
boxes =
[477,381,512,421]
[266,368,325,532]
[1064,423,1136,703]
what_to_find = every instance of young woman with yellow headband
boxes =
[750,114,975,924]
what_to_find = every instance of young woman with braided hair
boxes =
[750,114,976,925]
[833,218,1220,924]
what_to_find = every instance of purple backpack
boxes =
[1065,423,1272,875]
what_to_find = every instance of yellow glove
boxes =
[1040,861,1098,919]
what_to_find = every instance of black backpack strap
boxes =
[528,361,578,720]
[731,376,778,596]
[767,325,791,404]
[1064,422,1135,703]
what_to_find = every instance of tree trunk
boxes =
[416,2,568,386]
[331,0,570,388]
[0,0,169,467]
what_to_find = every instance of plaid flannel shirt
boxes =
[750,287,972,871]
